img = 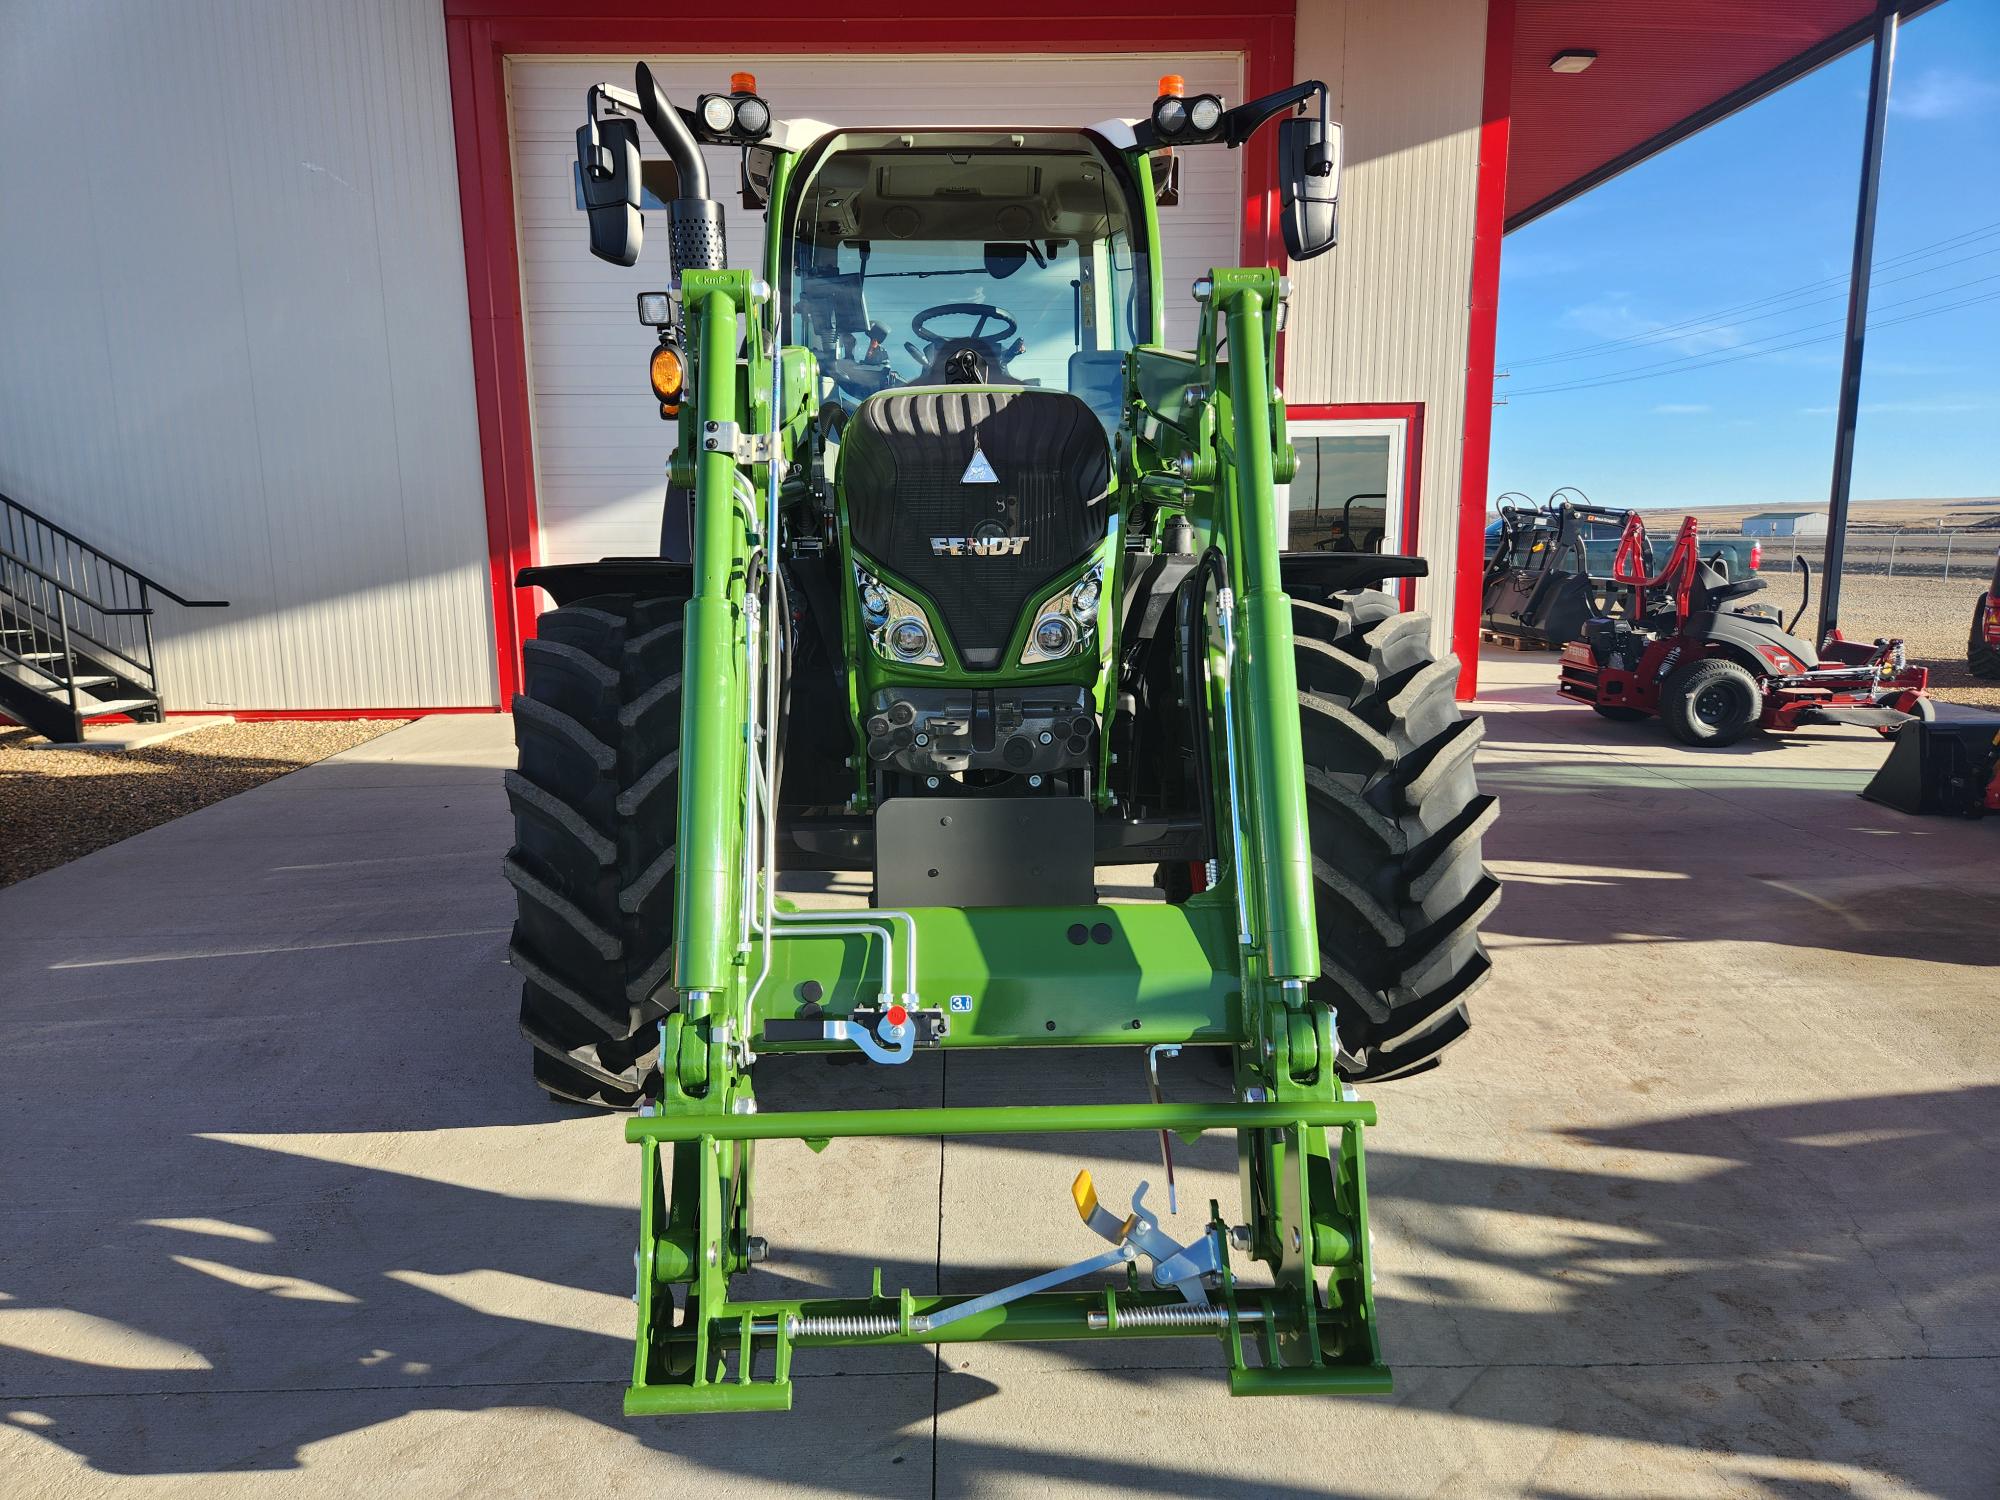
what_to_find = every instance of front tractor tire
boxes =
[1292,590,1501,1081]
[505,594,686,1108]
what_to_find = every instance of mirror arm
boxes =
[1221,80,1327,150]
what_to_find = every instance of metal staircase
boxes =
[0,492,227,743]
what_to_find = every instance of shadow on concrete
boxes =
[2,1080,1993,1497]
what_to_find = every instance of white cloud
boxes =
[1798,398,1989,416]
[1890,69,2000,121]
[1560,298,1741,357]
[1651,403,1712,415]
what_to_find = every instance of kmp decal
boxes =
[931,535,1031,557]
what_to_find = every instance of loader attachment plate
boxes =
[625,1097,1387,1414]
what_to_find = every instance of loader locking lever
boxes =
[914,1171,1221,1335]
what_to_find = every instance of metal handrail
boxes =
[0,490,228,608]
[0,492,229,735]
[0,542,147,616]
[0,580,158,679]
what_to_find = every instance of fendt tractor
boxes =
[503,62,1499,1413]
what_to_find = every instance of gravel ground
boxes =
[0,719,406,887]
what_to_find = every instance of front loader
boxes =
[504,64,1499,1413]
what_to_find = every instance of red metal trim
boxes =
[192,708,501,721]
[1,707,503,728]
[1284,402,1424,608]
[442,1,1289,699]
[1453,0,1515,702]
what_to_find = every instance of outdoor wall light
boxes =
[1549,50,1597,74]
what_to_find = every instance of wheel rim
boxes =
[1694,683,1740,727]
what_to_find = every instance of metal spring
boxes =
[787,1312,901,1338]
[1086,1304,1262,1330]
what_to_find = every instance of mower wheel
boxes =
[506,592,686,1108]
[1659,657,1761,746]
[1591,703,1651,723]
[1294,590,1501,1081]
[1970,595,2000,680]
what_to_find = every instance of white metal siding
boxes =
[511,54,1243,567]
[1289,0,1490,657]
[0,0,494,711]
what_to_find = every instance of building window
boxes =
[1280,408,1419,559]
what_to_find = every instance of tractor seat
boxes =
[1692,562,1767,613]
[839,387,1111,668]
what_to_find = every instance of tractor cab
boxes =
[786,131,1151,431]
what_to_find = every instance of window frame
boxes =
[1282,403,1425,608]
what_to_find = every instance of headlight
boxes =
[857,566,944,666]
[734,96,771,136]
[699,94,736,133]
[1021,564,1103,665]
[636,291,673,328]
[1187,94,1224,134]
[889,618,933,661]
[1152,95,1188,137]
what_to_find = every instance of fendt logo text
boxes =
[930,536,1031,557]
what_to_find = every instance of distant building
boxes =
[1742,510,1830,539]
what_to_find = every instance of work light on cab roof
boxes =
[515,53,1499,1421]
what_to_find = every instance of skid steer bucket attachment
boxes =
[1863,717,2000,816]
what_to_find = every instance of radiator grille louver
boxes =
[840,389,1110,667]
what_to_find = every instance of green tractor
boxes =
[505,62,1498,1414]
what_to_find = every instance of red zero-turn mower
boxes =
[1558,514,1930,747]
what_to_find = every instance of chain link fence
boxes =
[1761,527,2000,583]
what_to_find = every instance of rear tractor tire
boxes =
[1659,657,1761,747]
[1293,591,1501,1081]
[505,593,686,1108]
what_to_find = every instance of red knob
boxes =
[887,1004,909,1027]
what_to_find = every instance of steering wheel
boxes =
[911,302,1019,348]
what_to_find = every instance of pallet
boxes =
[1480,628,1561,652]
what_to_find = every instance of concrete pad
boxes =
[27,715,233,752]
[2,692,1996,1498]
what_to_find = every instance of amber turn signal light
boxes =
[650,340,684,418]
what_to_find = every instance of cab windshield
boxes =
[789,135,1148,428]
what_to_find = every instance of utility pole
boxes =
[1818,5,1898,646]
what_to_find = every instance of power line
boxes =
[1497,220,2000,369]
[1501,240,2000,370]
[1503,285,2000,397]
[1506,272,2000,392]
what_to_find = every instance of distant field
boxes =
[1632,495,2000,532]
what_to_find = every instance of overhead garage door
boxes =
[510,54,1244,567]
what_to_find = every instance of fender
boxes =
[1684,610,1818,678]
[518,559,694,607]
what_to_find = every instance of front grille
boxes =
[841,389,1110,667]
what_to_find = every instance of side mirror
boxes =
[576,116,644,266]
[1277,116,1340,261]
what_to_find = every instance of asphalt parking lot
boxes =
[2,652,1995,1498]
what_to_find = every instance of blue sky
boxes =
[1490,0,2000,511]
